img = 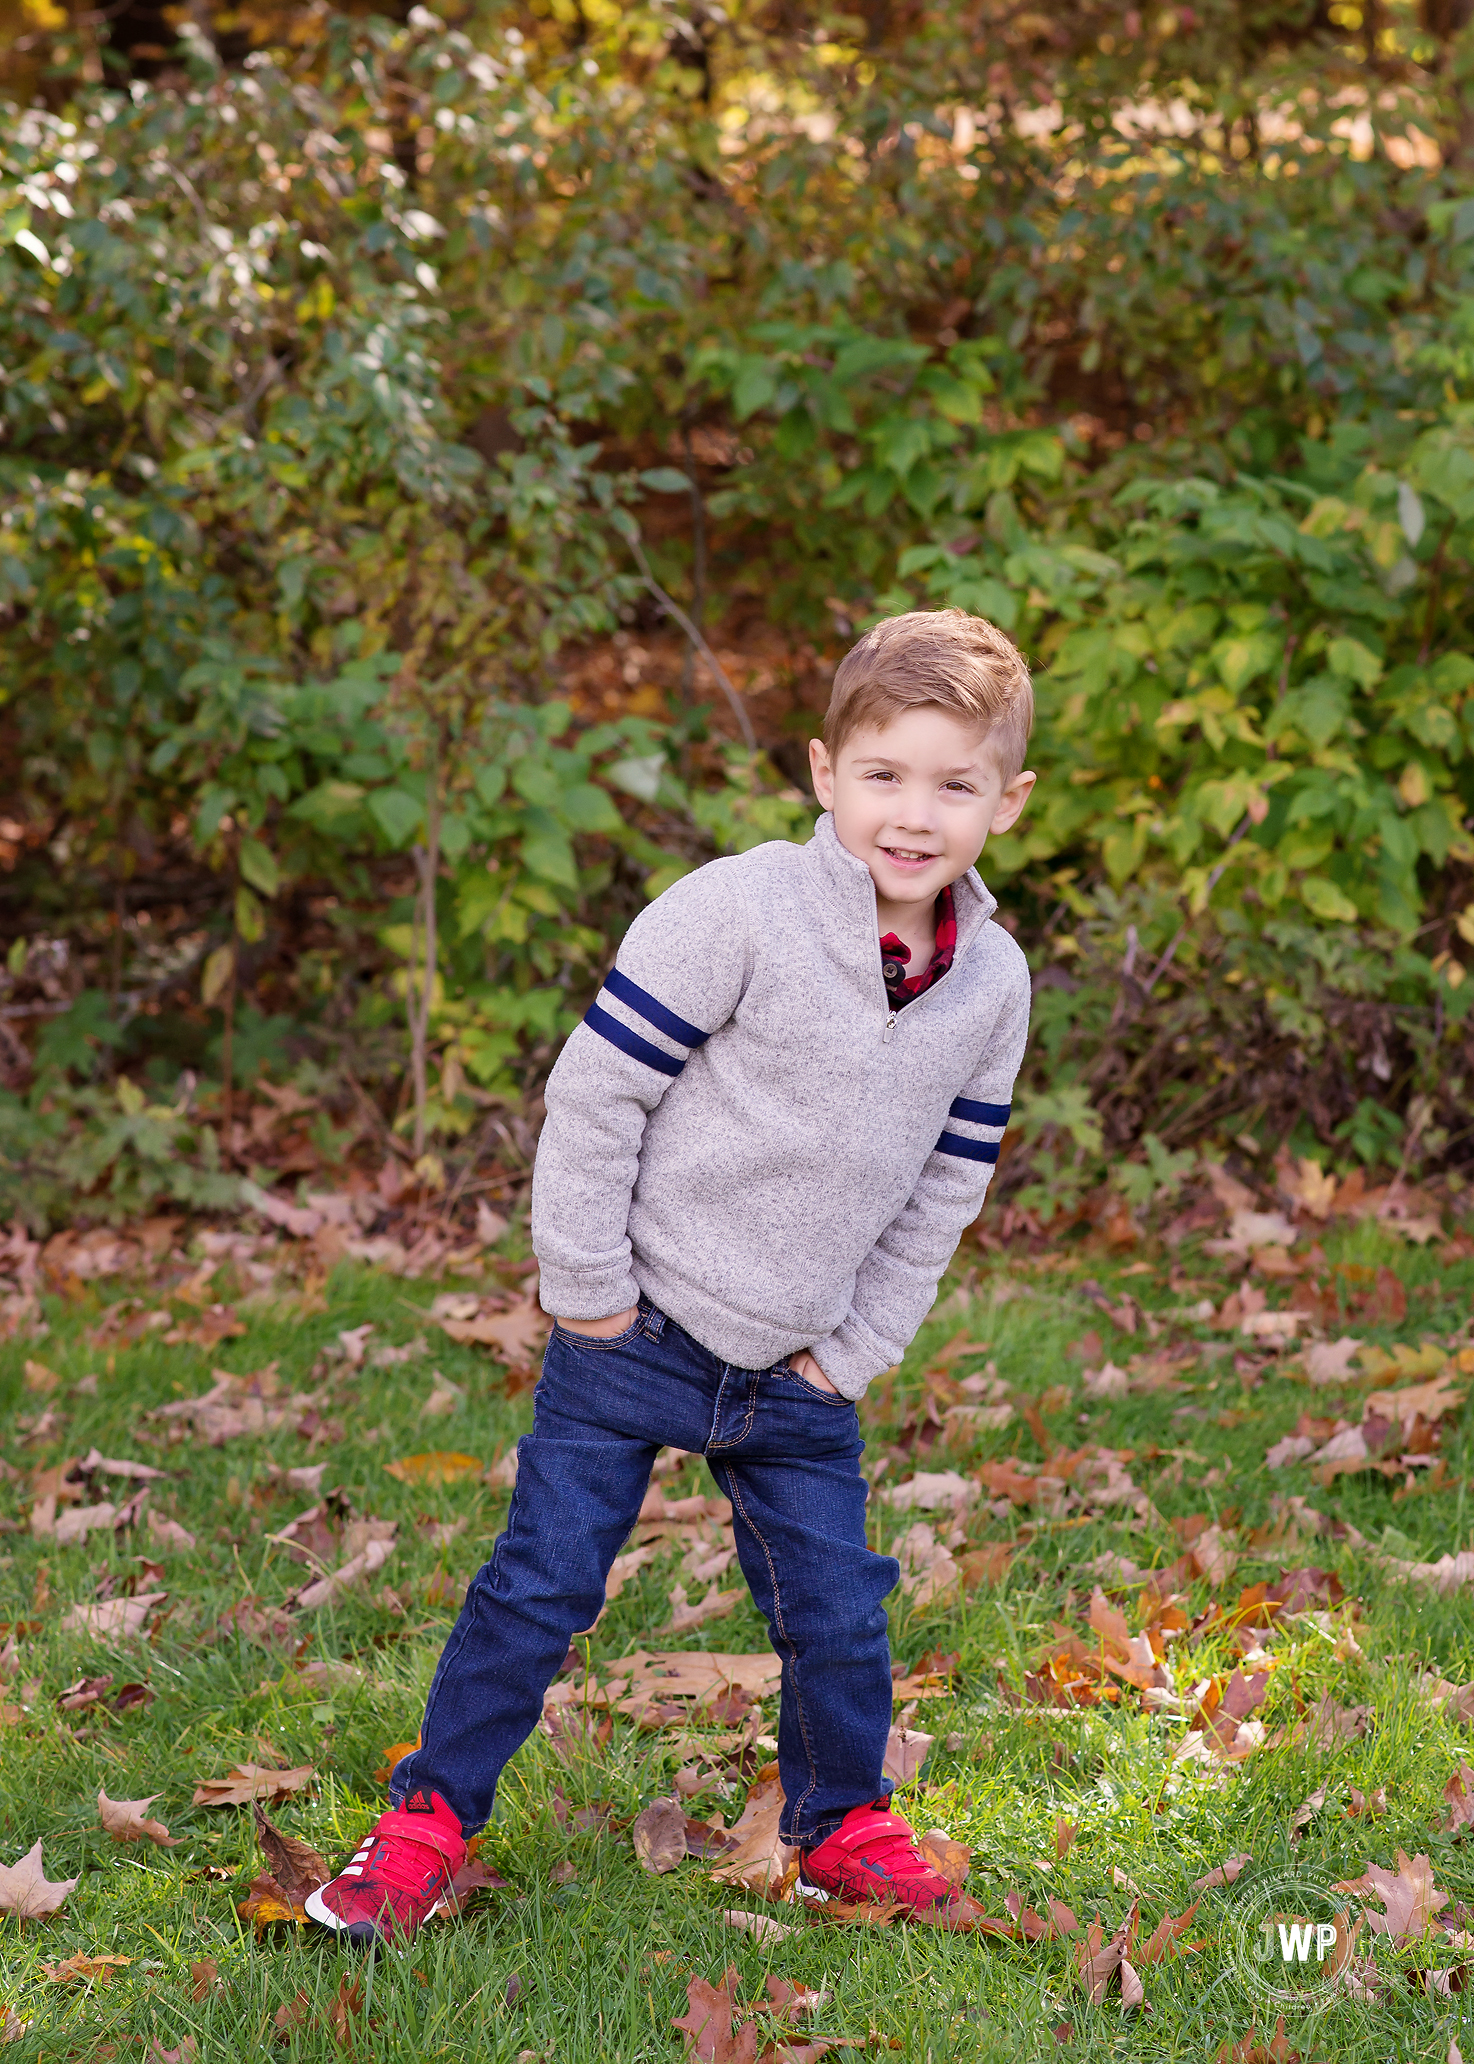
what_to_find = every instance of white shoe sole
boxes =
[303,1886,346,1931]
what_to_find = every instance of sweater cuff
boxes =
[536,1263,641,1323]
[807,1324,896,1403]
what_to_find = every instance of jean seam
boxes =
[723,1469,822,1843]
[706,1367,758,1451]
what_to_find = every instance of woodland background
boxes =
[2,0,1474,1240]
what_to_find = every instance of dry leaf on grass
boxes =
[328,1973,365,2053]
[41,1953,131,1984]
[1290,1786,1327,1840]
[882,1726,933,1785]
[1075,1901,1140,2005]
[193,1762,315,1808]
[632,1797,688,1875]
[383,1451,483,1487]
[1333,1850,1448,1942]
[0,1840,78,1918]
[880,1470,978,1514]
[60,1590,167,1640]
[1214,2016,1301,2064]
[724,1909,795,1944]
[274,1991,313,2039]
[672,1967,757,2064]
[253,1802,329,1897]
[1348,1785,1388,1820]
[432,1292,547,1365]
[1192,1853,1251,1891]
[189,1958,221,2002]
[919,1830,971,1886]
[708,1769,792,1895]
[665,1584,744,1634]
[1135,1902,1200,1964]
[147,2040,197,2064]
[1445,1766,1474,1833]
[148,1512,197,1551]
[97,1787,181,1847]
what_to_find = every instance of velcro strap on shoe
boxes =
[387,1820,464,1867]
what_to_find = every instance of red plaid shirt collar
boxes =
[879,883,958,1009]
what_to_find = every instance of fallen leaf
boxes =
[919,1829,971,1887]
[1075,1901,1138,2004]
[1135,1901,1199,1964]
[0,1840,78,1918]
[708,1770,792,1895]
[880,1470,978,1514]
[147,2041,197,2064]
[97,1788,182,1848]
[383,1451,483,1487]
[632,1797,688,1875]
[723,1909,795,1944]
[664,1583,744,1633]
[1055,1818,1077,1859]
[1304,1336,1364,1385]
[193,1762,315,1808]
[274,1991,312,2038]
[328,1973,365,2053]
[1445,1766,1474,1834]
[147,1512,197,1550]
[0,2008,30,2043]
[60,1590,167,1640]
[882,1725,934,1785]
[1333,1849,1448,1943]
[189,1958,220,2002]
[433,1292,547,1365]
[253,1802,329,1895]
[1119,1957,1146,2010]
[1290,1785,1327,1840]
[41,1953,131,1984]
[1192,1853,1251,1890]
[671,1966,757,2064]
[1347,1785,1388,1820]
[238,1872,309,1931]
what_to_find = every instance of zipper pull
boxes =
[883,1012,897,1045]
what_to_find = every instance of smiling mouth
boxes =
[880,846,938,864]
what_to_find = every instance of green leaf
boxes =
[732,357,778,421]
[639,468,693,494]
[367,788,425,847]
[520,820,578,888]
[235,884,266,944]
[1327,637,1383,689]
[1299,875,1359,924]
[238,838,281,898]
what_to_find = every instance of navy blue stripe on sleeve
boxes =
[934,1131,1001,1163]
[603,968,709,1049]
[583,1001,684,1078]
[949,1097,1011,1126]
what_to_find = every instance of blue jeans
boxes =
[391,1301,900,1847]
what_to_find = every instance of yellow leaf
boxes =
[375,1736,421,1781]
[383,1451,482,1486]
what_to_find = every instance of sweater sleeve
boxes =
[808,941,1031,1398]
[531,861,750,1322]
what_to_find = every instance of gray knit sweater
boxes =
[531,811,1031,1399]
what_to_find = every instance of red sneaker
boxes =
[305,1787,465,1947]
[799,1799,961,1915]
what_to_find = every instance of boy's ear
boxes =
[809,737,836,809]
[988,769,1037,837]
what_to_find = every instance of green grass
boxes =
[3,1218,1474,2061]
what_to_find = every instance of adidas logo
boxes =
[404,1788,436,1814]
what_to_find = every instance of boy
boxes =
[308,608,1036,1946]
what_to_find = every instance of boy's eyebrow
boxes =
[851,755,991,777]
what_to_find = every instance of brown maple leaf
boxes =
[0,1839,78,1918]
[672,1967,758,2064]
[1334,1850,1448,1943]
[1135,1901,1201,1965]
[42,1953,131,1985]
[97,1787,182,1848]
[252,1802,328,1896]
[1445,1766,1474,1835]
[1075,1902,1138,2004]
[328,1973,365,2053]
[632,1797,688,1875]
[193,1761,315,1807]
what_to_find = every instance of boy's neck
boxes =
[875,887,941,968]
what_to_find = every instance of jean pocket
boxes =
[775,1363,852,1406]
[552,1310,645,1352]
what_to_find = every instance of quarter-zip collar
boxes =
[803,810,998,965]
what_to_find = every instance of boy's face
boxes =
[808,707,1036,918]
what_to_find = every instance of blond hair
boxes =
[824,608,1033,781]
